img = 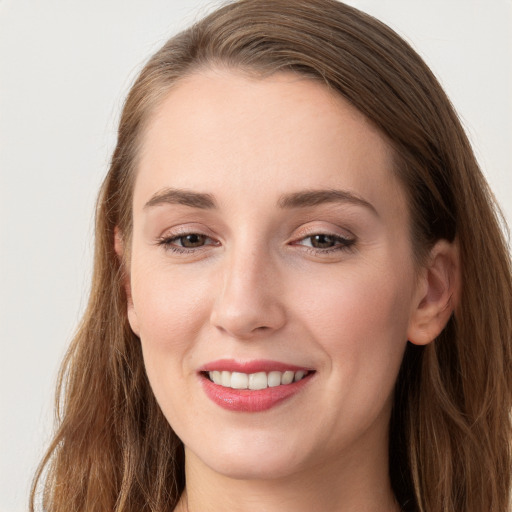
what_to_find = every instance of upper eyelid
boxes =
[158,223,217,238]
[295,233,353,243]
[291,224,355,241]
[158,230,354,242]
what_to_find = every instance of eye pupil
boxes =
[181,234,206,247]
[311,234,335,248]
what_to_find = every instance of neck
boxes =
[175,440,400,512]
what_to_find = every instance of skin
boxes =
[119,69,458,511]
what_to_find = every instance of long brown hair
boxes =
[31,1,512,510]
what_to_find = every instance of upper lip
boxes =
[198,359,313,374]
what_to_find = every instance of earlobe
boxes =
[407,239,460,346]
[114,227,140,337]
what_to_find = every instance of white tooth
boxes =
[212,370,222,385]
[268,371,282,387]
[231,372,249,389]
[281,370,294,385]
[294,370,306,382]
[221,371,231,387]
[249,372,268,390]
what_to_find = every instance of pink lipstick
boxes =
[198,359,315,412]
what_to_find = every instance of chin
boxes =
[207,456,303,481]
[187,436,310,481]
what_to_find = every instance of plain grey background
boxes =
[1,1,511,511]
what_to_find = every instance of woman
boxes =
[30,0,512,511]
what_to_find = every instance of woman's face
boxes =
[126,69,423,480]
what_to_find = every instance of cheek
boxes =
[128,259,215,412]
[131,260,212,350]
[292,264,414,440]
[129,261,214,424]
[300,264,412,334]
[295,260,414,384]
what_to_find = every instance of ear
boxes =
[114,227,140,337]
[407,239,459,346]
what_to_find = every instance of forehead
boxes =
[135,69,405,217]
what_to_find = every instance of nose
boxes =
[210,245,287,339]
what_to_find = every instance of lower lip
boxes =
[200,374,313,412]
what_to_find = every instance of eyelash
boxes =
[156,231,356,255]
[156,233,219,254]
[292,233,356,254]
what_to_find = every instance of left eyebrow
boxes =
[277,189,378,216]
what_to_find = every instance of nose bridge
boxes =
[210,237,285,338]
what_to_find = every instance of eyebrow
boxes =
[277,189,377,215]
[144,188,217,210]
[143,187,377,215]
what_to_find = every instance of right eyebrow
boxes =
[143,188,217,210]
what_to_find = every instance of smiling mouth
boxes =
[202,370,313,390]
[199,364,316,412]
